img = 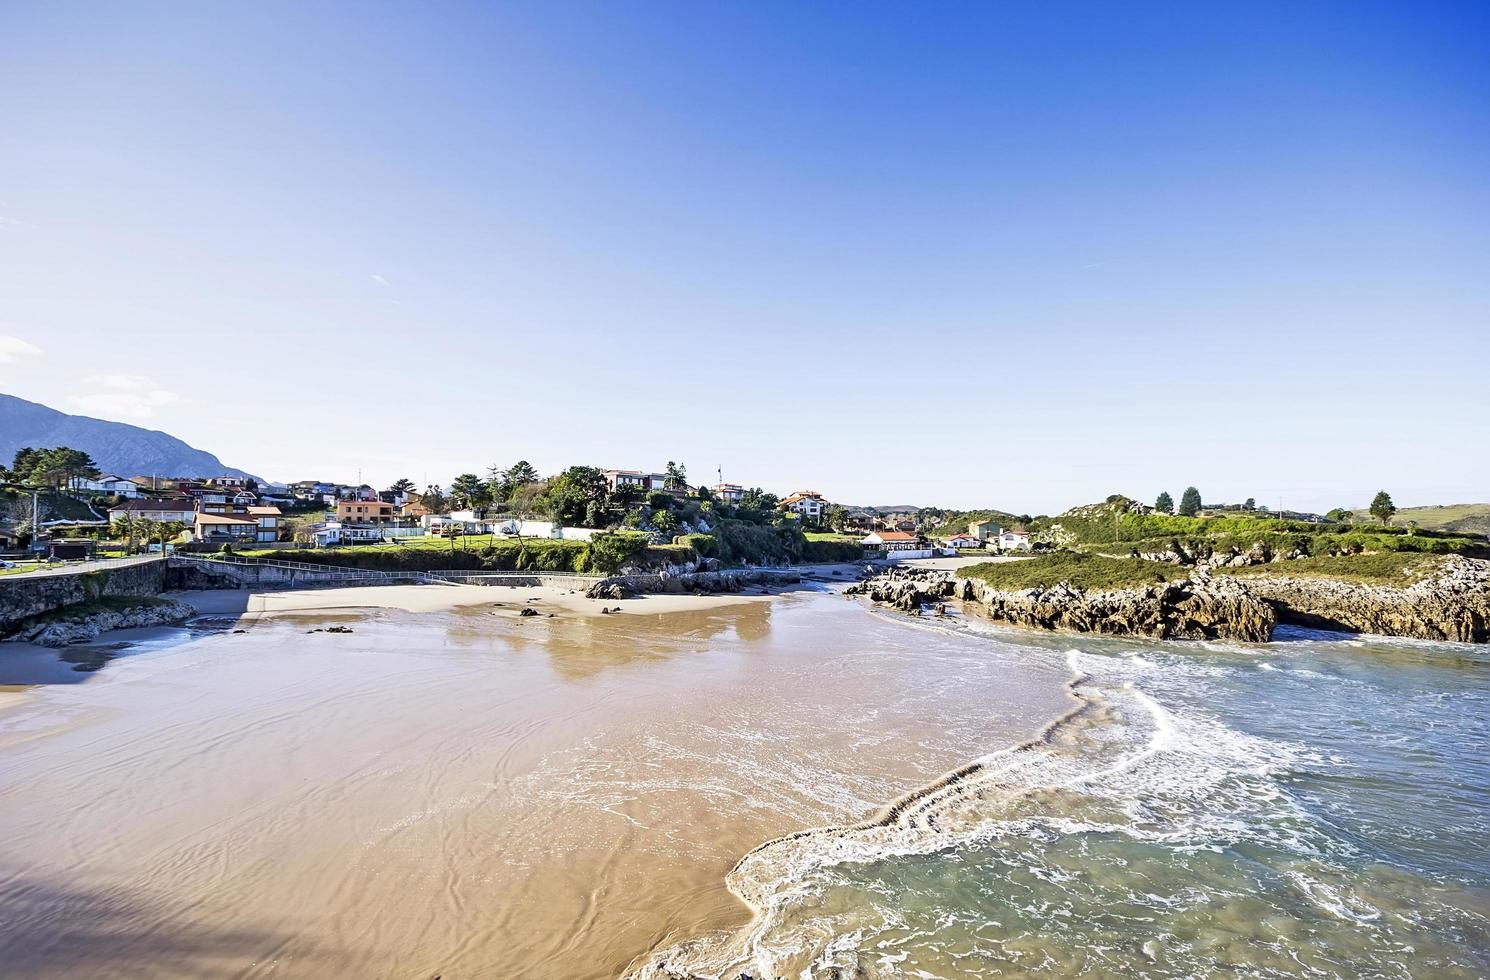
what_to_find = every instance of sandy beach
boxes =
[0,582,1073,979]
[176,579,781,623]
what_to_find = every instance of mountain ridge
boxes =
[0,392,256,482]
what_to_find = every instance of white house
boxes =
[861,530,935,560]
[82,475,144,498]
[780,490,828,523]
[711,483,745,505]
[997,530,1033,551]
[107,498,198,525]
[943,533,982,550]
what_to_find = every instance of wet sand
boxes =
[0,586,1072,979]
[179,580,779,620]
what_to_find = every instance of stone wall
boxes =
[588,568,801,598]
[0,559,169,633]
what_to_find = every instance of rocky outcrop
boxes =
[850,567,1275,642]
[0,559,168,632]
[849,559,1490,644]
[1236,556,1490,643]
[2,598,196,647]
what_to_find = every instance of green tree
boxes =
[664,461,688,493]
[1154,491,1174,514]
[541,466,608,526]
[449,473,484,510]
[1325,507,1352,523]
[1369,490,1396,525]
[422,484,449,513]
[1178,487,1203,517]
[740,487,778,511]
[1243,497,1257,510]
[826,504,848,533]
[651,509,678,535]
[389,477,415,497]
[612,482,644,509]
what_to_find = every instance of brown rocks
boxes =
[1236,556,1490,643]
[852,566,1274,642]
[849,557,1490,644]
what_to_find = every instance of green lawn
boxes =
[1350,503,1490,536]
[962,552,1188,592]
[804,531,858,542]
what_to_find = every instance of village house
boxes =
[79,474,145,498]
[336,498,394,524]
[996,530,1033,551]
[943,533,982,550]
[107,497,198,526]
[968,518,1002,542]
[193,505,281,544]
[711,483,745,505]
[860,529,935,559]
[307,521,387,547]
[396,493,432,522]
[603,469,669,494]
[780,490,828,523]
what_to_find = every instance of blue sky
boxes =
[1,2,1486,512]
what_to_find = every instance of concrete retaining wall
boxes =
[0,559,169,632]
[597,568,801,595]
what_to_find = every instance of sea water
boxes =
[637,623,1490,978]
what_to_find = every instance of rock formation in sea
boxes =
[1239,555,1489,643]
[848,567,1275,642]
[2,598,196,647]
[849,557,1490,644]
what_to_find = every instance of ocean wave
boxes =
[626,645,1337,979]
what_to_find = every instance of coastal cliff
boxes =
[1236,555,1489,643]
[1,596,196,647]
[849,567,1275,642]
[851,556,1490,644]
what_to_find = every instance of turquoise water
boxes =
[642,624,1490,978]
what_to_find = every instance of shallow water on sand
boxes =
[636,621,1490,979]
[0,589,1071,978]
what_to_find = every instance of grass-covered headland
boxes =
[962,553,1190,592]
[1042,499,1488,561]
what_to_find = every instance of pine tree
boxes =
[1178,486,1202,517]
[1369,490,1396,525]
[1154,491,1174,514]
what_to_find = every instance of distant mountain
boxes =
[0,393,256,481]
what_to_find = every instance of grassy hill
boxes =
[930,508,1027,535]
[1041,496,1488,559]
[1349,503,1490,536]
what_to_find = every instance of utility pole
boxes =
[30,488,41,555]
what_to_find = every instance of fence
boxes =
[0,554,165,579]
[169,555,604,591]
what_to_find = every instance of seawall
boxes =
[0,559,169,633]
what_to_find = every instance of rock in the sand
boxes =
[519,607,539,617]
[3,598,196,648]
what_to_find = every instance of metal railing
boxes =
[171,554,426,583]
[0,554,165,579]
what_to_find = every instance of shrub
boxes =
[586,532,651,574]
[677,533,718,558]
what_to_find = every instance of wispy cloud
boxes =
[370,273,390,287]
[0,335,42,363]
[66,374,181,420]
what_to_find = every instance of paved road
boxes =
[0,555,164,580]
